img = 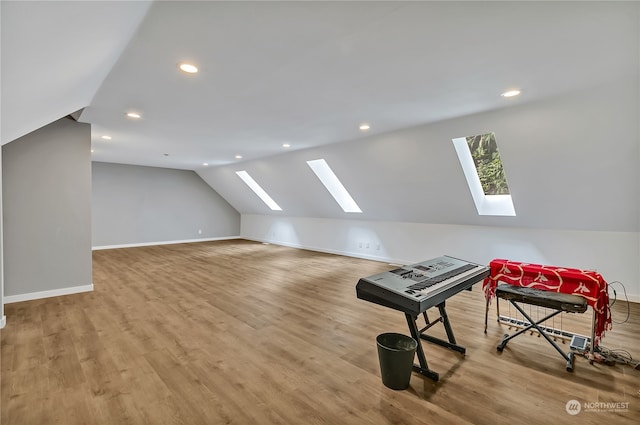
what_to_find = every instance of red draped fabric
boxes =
[483,259,611,347]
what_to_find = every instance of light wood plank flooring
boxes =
[2,240,639,424]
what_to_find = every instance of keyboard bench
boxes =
[495,284,588,371]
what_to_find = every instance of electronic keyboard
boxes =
[356,255,489,315]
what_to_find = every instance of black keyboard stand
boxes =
[404,301,466,382]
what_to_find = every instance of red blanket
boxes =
[483,259,611,347]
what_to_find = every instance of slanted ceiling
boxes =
[1,1,639,232]
[0,0,152,144]
[198,77,639,232]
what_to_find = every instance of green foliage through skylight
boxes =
[465,133,509,195]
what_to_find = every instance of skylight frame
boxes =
[235,170,282,211]
[306,159,362,213]
[452,136,515,216]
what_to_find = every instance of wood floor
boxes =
[2,239,639,424]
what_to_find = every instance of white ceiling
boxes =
[0,0,152,145]
[2,1,637,170]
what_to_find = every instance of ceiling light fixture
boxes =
[179,63,198,74]
[359,124,370,131]
[282,143,291,148]
[235,155,243,159]
[126,112,141,119]
[101,135,112,140]
[501,90,521,98]
[203,163,209,166]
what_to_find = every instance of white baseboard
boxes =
[246,237,640,304]
[0,315,6,329]
[4,284,94,304]
[92,235,240,251]
[245,237,409,266]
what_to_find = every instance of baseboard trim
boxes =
[626,294,640,304]
[92,235,241,251]
[245,237,409,266]
[246,238,640,304]
[4,284,94,304]
[0,316,6,329]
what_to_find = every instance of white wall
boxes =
[92,162,240,248]
[241,214,640,303]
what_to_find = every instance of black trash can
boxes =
[376,332,417,390]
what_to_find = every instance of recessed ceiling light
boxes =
[235,155,243,159]
[91,149,94,153]
[282,143,291,148]
[359,124,370,131]
[179,63,198,74]
[101,135,112,140]
[203,163,209,166]
[126,112,141,119]
[501,90,521,98]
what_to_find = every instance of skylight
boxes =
[236,170,282,211]
[306,159,362,213]
[452,133,515,216]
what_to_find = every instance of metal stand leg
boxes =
[405,313,439,381]
[588,308,597,365]
[403,302,468,382]
[484,296,490,333]
[497,301,576,371]
[417,302,466,354]
[591,309,596,353]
